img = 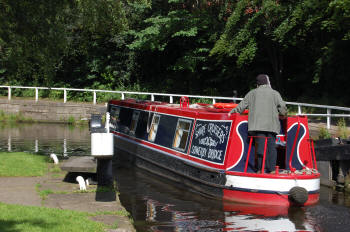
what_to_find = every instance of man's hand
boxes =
[228,109,235,117]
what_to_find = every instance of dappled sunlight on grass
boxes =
[0,152,48,177]
[0,202,107,232]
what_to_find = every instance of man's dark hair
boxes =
[256,74,270,86]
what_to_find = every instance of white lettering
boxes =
[207,149,222,161]
[207,123,227,143]
[198,136,218,147]
[195,124,206,139]
[191,145,207,158]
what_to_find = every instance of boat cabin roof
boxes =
[108,98,242,118]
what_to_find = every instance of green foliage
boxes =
[38,189,55,201]
[0,110,34,123]
[126,0,227,94]
[337,118,349,139]
[211,0,350,100]
[48,90,64,100]
[0,0,349,105]
[0,0,71,86]
[318,127,332,139]
[67,116,76,125]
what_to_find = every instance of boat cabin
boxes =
[107,98,317,174]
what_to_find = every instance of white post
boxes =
[105,112,110,133]
[8,135,11,152]
[8,87,11,101]
[212,98,216,104]
[93,91,96,105]
[151,94,154,101]
[63,138,67,157]
[35,88,39,102]
[170,96,173,104]
[121,93,125,100]
[35,139,38,153]
[298,105,302,115]
[64,89,67,103]
[327,108,331,129]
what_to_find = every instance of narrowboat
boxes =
[106,96,320,206]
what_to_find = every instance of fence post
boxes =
[151,94,154,101]
[212,98,216,104]
[8,87,11,101]
[35,88,39,102]
[93,91,96,105]
[327,108,331,129]
[121,92,125,100]
[170,96,173,104]
[298,105,302,115]
[64,89,67,103]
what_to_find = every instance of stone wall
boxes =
[0,98,106,122]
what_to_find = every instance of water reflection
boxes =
[0,123,90,157]
[114,167,319,231]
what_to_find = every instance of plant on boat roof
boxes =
[337,118,348,139]
[318,127,331,139]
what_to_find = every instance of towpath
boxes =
[0,164,135,232]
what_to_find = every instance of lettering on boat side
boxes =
[190,120,231,164]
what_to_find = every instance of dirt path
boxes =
[0,166,135,232]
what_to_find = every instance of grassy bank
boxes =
[0,110,34,123]
[0,109,88,126]
[0,202,106,232]
[0,152,113,231]
[0,152,48,176]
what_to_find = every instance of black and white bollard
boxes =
[90,113,114,186]
[96,158,113,186]
[90,113,116,201]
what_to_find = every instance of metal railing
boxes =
[1,85,350,129]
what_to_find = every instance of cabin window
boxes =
[148,114,160,142]
[172,119,191,151]
[130,110,140,135]
[109,106,120,130]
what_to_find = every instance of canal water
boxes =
[1,123,350,231]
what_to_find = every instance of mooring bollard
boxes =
[89,113,116,201]
[96,159,113,186]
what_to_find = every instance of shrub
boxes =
[319,127,331,139]
[337,118,348,139]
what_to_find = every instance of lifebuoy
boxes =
[213,103,238,109]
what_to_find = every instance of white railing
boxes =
[1,85,350,129]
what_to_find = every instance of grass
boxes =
[73,185,117,194]
[0,109,88,126]
[0,202,107,232]
[0,110,34,123]
[0,152,131,231]
[67,116,76,125]
[0,152,48,177]
[92,209,130,217]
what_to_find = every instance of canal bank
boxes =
[0,98,106,123]
[0,160,135,232]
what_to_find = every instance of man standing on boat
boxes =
[228,74,287,173]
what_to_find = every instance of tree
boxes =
[211,0,350,102]
[127,0,227,94]
[0,0,70,86]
